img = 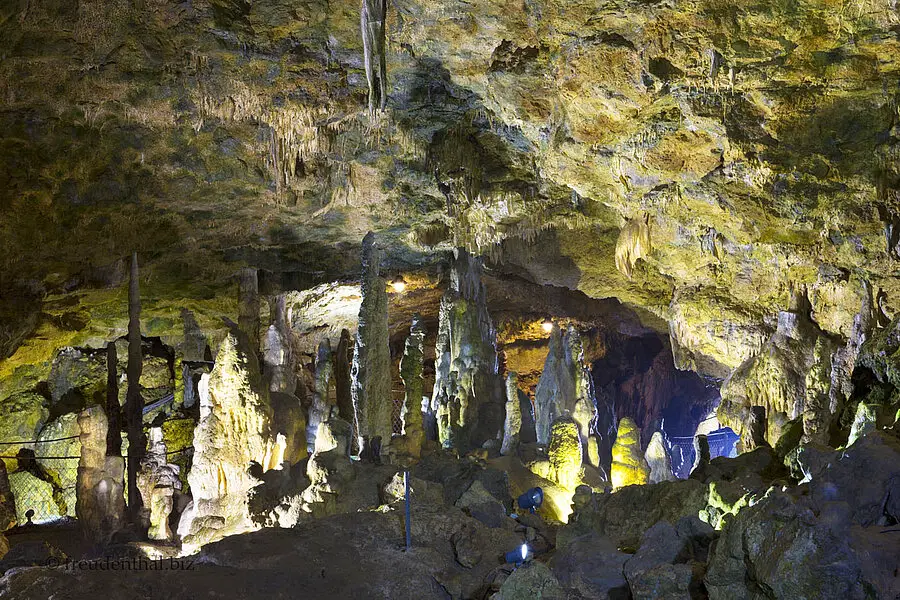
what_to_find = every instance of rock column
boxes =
[351,232,392,460]
[501,372,522,456]
[76,406,126,545]
[398,316,426,458]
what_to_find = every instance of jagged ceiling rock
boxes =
[1,0,898,379]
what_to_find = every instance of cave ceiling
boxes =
[1,0,899,382]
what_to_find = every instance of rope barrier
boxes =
[0,446,193,461]
[0,435,80,446]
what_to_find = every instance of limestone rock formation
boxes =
[500,372,521,456]
[644,431,675,484]
[262,295,297,395]
[0,461,15,531]
[334,329,354,424]
[75,406,125,545]
[307,339,334,453]
[610,417,650,489]
[137,427,182,541]
[533,325,596,463]
[351,232,392,460]
[431,249,503,452]
[719,288,841,448]
[551,532,630,599]
[238,268,260,350]
[394,316,426,460]
[706,431,900,600]
[179,327,282,551]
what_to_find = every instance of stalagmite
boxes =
[335,328,354,423]
[0,461,16,531]
[125,252,144,525]
[351,232,392,461]
[547,417,583,490]
[263,295,296,394]
[76,406,125,545]
[238,267,261,350]
[105,341,121,457]
[746,406,769,450]
[533,325,597,463]
[178,325,282,551]
[692,434,711,475]
[315,406,353,456]
[138,427,181,541]
[431,249,504,452]
[501,372,522,456]
[307,339,334,453]
[360,0,387,112]
[396,316,426,458]
[644,431,676,483]
[610,417,649,489]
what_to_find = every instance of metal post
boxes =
[404,469,412,550]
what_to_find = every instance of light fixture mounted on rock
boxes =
[390,277,407,294]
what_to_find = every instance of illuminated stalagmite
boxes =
[351,232,392,460]
[534,325,597,463]
[610,417,649,489]
[76,406,125,545]
[431,249,503,452]
[178,327,283,551]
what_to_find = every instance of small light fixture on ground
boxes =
[517,487,544,514]
[541,320,553,333]
[390,277,407,293]
[504,543,530,566]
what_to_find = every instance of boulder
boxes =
[495,561,565,600]
[562,478,709,549]
[550,532,630,599]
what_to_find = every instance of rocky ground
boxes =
[0,426,896,600]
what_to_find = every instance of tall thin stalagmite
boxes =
[125,252,145,524]
[106,341,121,457]
[335,328,353,423]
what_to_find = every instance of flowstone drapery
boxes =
[431,249,504,453]
[351,232,392,460]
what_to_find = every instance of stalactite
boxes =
[614,214,652,279]
[238,267,260,352]
[105,341,121,457]
[125,252,144,525]
[360,0,387,112]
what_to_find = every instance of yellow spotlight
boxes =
[541,320,554,333]
[390,278,407,293]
